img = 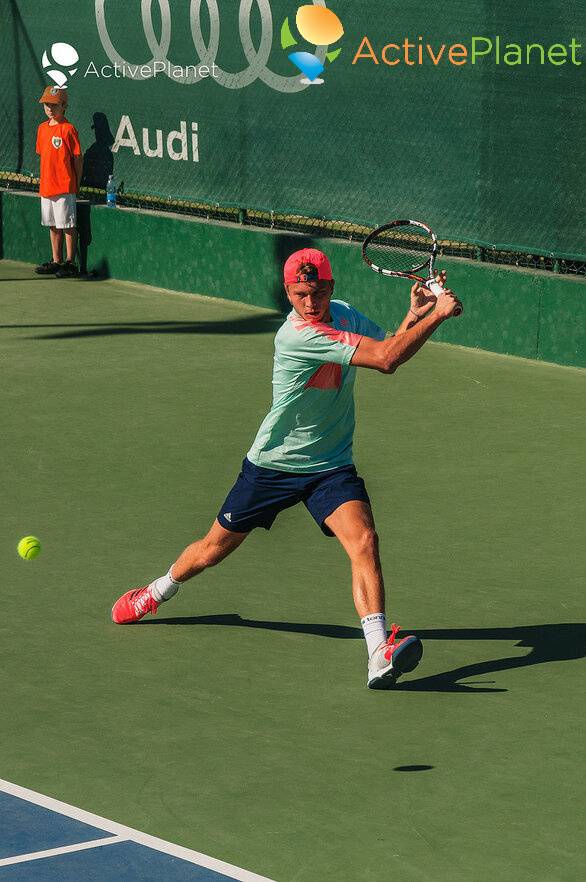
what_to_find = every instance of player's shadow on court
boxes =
[140,617,585,693]
[14,315,283,339]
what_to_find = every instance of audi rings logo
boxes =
[95,0,332,92]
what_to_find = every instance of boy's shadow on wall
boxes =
[81,111,114,190]
[75,114,323,290]
[78,112,114,277]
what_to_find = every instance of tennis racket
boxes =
[362,219,463,316]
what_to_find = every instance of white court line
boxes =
[0,779,276,882]
[0,835,125,867]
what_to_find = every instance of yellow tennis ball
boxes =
[17,536,41,560]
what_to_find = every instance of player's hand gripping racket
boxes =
[362,219,463,316]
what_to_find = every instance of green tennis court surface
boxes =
[1,259,584,882]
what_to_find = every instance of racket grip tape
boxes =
[426,279,463,317]
[426,279,444,296]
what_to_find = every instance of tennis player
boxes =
[111,248,461,689]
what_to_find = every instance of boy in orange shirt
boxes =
[35,86,83,278]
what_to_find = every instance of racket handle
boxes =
[426,279,463,317]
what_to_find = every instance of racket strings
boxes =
[364,225,434,273]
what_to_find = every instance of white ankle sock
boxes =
[149,568,181,603]
[361,613,387,658]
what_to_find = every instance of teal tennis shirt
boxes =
[247,300,386,473]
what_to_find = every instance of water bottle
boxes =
[106,174,117,207]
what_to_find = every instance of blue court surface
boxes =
[0,780,274,882]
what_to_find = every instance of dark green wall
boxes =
[1,190,584,367]
[3,1,584,255]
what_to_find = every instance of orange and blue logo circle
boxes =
[281,4,344,85]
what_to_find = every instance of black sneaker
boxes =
[35,260,62,275]
[55,260,79,278]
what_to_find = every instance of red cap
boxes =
[283,248,333,284]
[39,86,68,105]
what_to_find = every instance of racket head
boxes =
[362,219,438,278]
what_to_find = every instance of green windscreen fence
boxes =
[1,0,585,261]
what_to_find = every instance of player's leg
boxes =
[171,519,248,581]
[325,498,423,689]
[49,226,63,264]
[112,457,298,624]
[111,521,247,624]
[64,228,78,263]
[36,200,63,274]
[304,469,385,631]
[55,196,79,277]
[324,499,384,619]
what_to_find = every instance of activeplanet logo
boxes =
[41,42,79,87]
[281,4,344,84]
[353,35,582,67]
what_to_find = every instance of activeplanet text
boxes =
[353,36,582,67]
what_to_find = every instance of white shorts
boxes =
[40,194,77,229]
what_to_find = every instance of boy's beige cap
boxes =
[39,86,68,105]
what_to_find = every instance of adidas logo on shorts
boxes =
[224,513,232,522]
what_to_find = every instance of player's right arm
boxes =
[351,287,461,374]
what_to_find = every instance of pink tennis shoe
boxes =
[111,586,159,624]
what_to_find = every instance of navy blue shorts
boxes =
[217,458,370,537]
